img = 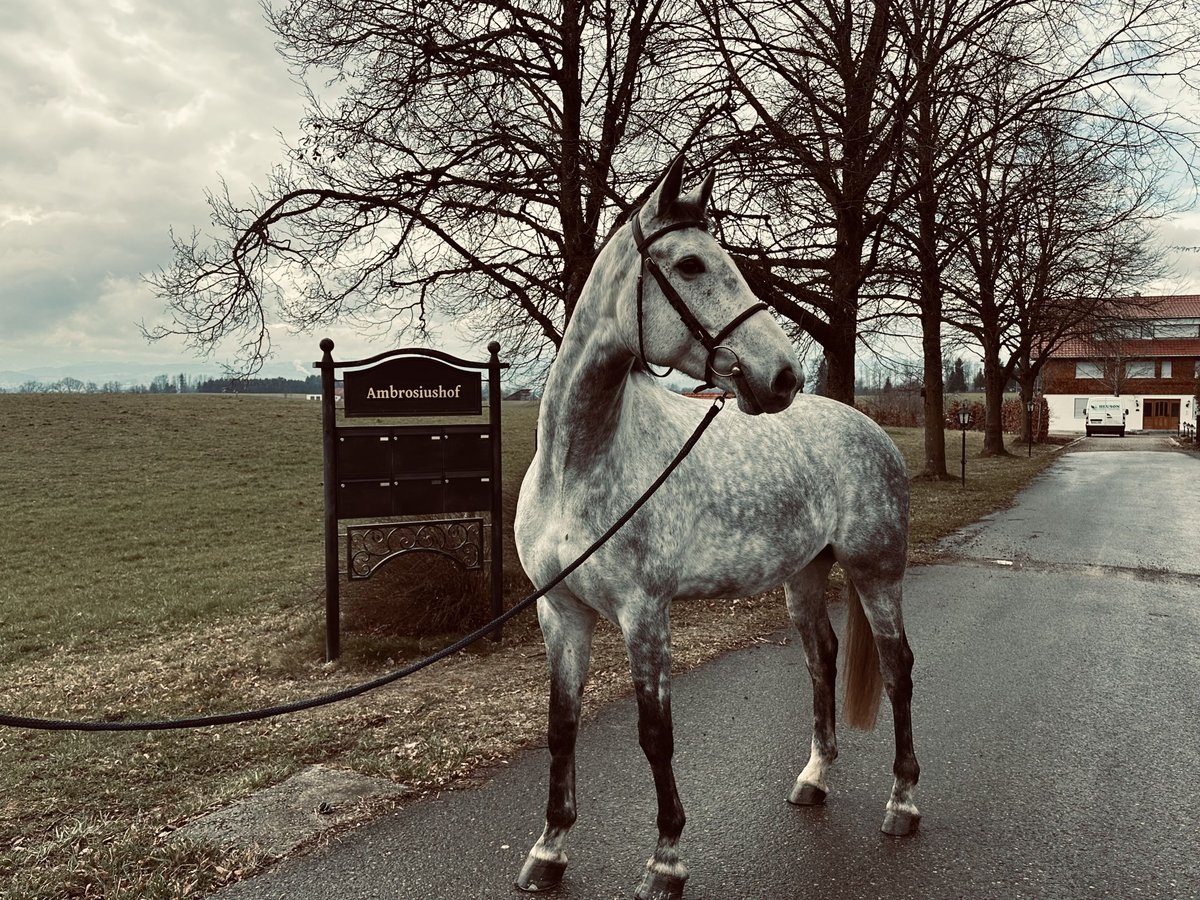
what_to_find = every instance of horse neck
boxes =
[538,239,639,471]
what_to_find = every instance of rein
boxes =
[631,213,769,388]
[0,396,727,733]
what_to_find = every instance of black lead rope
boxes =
[0,397,727,733]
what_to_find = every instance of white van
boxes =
[1084,397,1126,437]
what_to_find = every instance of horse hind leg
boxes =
[515,592,598,892]
[844,570,921,837]
[783,548,839,808]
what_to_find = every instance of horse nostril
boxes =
[772,366,799,398]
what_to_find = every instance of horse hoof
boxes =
[788,782,827,806]
[881,809,920,836]
[514,855,567,892]
[634,870,687,900]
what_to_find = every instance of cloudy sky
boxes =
[0,0,422,381]
[2,1,1199,383]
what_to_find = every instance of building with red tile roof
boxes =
[1043,295,1200,433]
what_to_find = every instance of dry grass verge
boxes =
[0,394,1060,898]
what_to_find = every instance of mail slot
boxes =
[393,475,447,515]
[336,429,393,479]
[337,478,395,519]
[443,429,491,472]
[392,427,445,477]
[445,475,491,513]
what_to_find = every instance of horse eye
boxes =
[676,256,706,276]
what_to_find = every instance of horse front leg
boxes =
[622,604,688,900]
[516,593,598,892]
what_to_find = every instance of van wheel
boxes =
[1119,428,1126,437]
[1086,428,1092,437]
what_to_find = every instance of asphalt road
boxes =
[220,437,1200,900]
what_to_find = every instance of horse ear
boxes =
[653,153,687,218]
[681,169,716,213]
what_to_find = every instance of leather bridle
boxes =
[631,211,769,389]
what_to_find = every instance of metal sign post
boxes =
[316,339,508,661]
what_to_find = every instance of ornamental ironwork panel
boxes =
[347,518,484,581]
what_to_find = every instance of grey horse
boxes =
[514,156,918,899]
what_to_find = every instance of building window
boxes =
[1099,322,1152,340]
[1125,360,1154,378]
[1076,361,1102,379]
[1074,397,1088,419]
[1162,360,1172,379]
[1153,322,1200,338]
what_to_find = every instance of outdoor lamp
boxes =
[957,407,970,486]
[1026,400,1034,456]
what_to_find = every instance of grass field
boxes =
[0,393,1061,898]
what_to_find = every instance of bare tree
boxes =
[148,0,1200,395]
[701,0,924,405]
[1005,140,1168,441]
[148,0,727,374]
[705,0,1199,439]
[945,95,1173,453]
[886,0,1038,477]
[881,0,1199,469]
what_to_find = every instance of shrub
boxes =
[854,391,923,427]
[943,397,1049,439]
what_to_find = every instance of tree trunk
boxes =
[920,302,951,478]
[980,346,1010,456]
[824,231,863,406]
[823,315,858,405]
[914,85,950,479]
[1017,375,1036,444]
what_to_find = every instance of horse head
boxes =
[627,155,801,415]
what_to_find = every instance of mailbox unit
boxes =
[316,340,508,660]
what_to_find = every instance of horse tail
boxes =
[842,582,882,730]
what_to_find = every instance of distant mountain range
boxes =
[0,360,310,390]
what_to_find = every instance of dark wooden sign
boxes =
[342,355,483,418]
[315,340,507,661]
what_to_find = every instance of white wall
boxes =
[1045,394,1197,433]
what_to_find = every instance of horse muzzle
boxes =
[723,355,801,416]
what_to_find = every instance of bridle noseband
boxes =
[631,212,769,389]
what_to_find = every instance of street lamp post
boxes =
[958,406,971,487]
[1026,400,1034,457]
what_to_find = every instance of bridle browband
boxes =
[631,211,769,389]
